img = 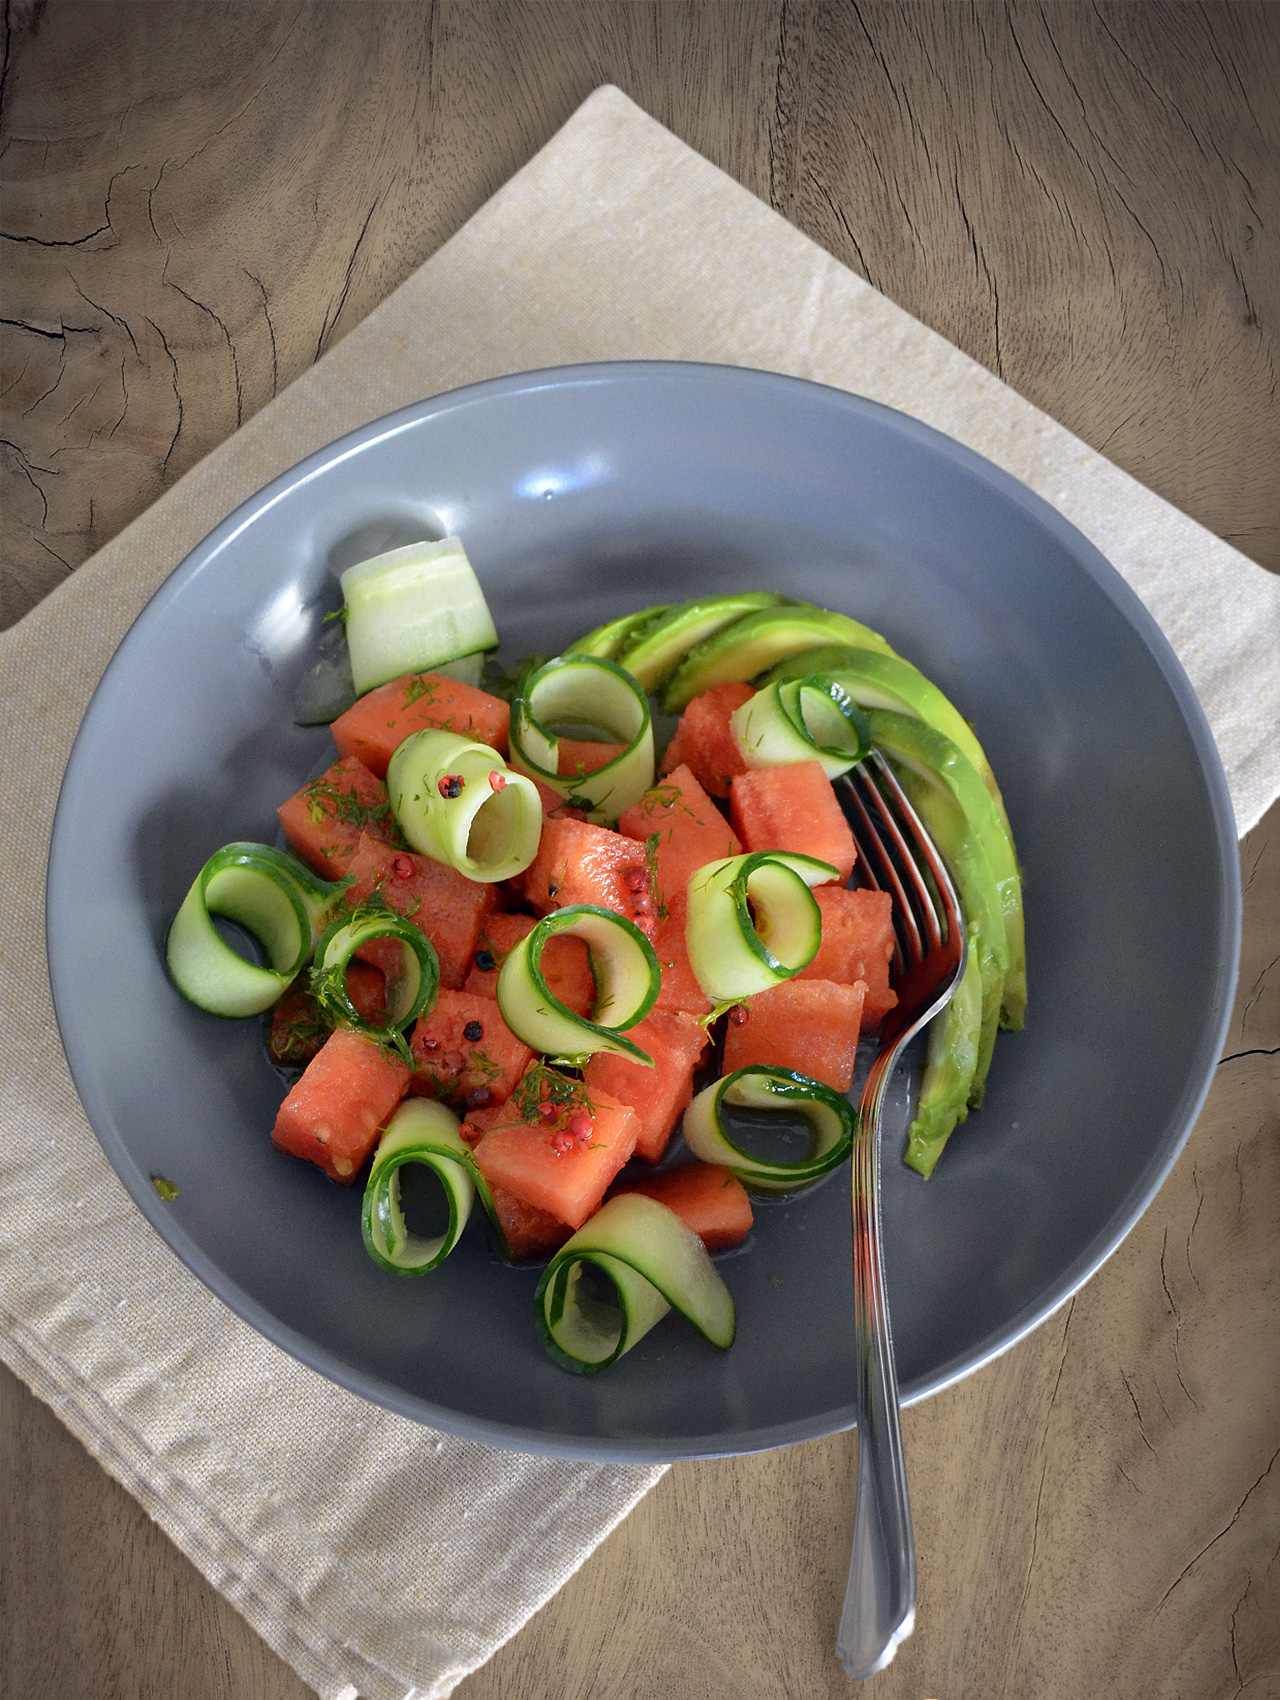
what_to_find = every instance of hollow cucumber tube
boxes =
[310,898,439,1061]
[362,1100,476,1273]
[166,843,351,1018]
[340,537,499,695]
[730,675,871,779]
[682,1065,855,1192]
[508,655,654,823]
[386,728,542,883]
[496,905,660,1063]
[684,851,836,1005]
[535,1193,736,1373]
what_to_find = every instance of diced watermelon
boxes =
[470,1068,639,1229]
[729,761,856,883]
[614,1162,753,1252]
[330,671,510,778]
[344,832,499,990]
[617,764,741,916]
[277,756,396,878]
[268,961,387,1068]
[800,886,897,1026]
[483,1184,574,1262]
[409,989,532,1110]
[463,913,595,1016]
[271,1028,411,1182]
[660,683,754,798]
[584,1008,710,1162]
[650,908,712,1018]
[519,816,656,935]
[722,978,866,1094]
[557,738,626,777]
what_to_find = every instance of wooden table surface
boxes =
[3,5,1277,1697]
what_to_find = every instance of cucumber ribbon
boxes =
[496,905,660,1063]
[729,675,871,779]
[535,1193,736,1373]
[166,842,350,1018]
[310,898,439,1063]
[387,728,542,883]
[683,1066,855,1191]
[362,1099,478,1273]
[684,851,836,1005]
[509,655,654,823]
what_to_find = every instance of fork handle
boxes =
[836,1109,917,1679]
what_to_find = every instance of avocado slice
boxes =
[905,936,983,1177]
[865,709,1010,1118]
[661,603,898,713]
[617,592,791,690]
[564,604,671,661]
[769,647,1025,1029]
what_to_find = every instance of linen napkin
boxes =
[2,85,1277,1700]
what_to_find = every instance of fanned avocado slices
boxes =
[564,604,672,661]
[661,602,898,712]
[616,592,790,690]
[765,645,1024,1029]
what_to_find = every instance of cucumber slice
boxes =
[564,605,672,660]
[730,674,872,778]
[764,645,1025,1028]
[496,905,661,1063]
[386,728,542,883]
[509,655,654,823]
[535,1192,735,1373]
[341,537,499,695]
[166,843,350,1018]
[866,709,1010,1109]
[310,898,439,1061]
[684,851,835,1005]
[662,602,898,712]
[362,1100,476,1273]
[683,1065,855,1192]
[614,592,789,690]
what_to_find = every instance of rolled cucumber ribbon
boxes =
[684,851,836,1005]
[362,1100,478,1274]
[683,1066,855,1192]
[309,898,439,1062]
[535,1193,736,1374]
[166,842,351,1018]
[508,655,654,823]
[496,904,660,1063]
[729,675,871,779]
[386,728,542,883]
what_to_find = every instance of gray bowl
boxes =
[47,363,1240,1461]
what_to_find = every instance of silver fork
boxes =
[834,751,968,1680]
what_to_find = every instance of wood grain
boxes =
[2,3,1277,1698]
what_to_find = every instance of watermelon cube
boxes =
[519,816,656,935]
[800,886,897,1026]
[729,761,856,883]
[331,671,509,778]
[721,978,866,1094]
[613,1162,753,1252]
[409,989,532,1110]
[617,763,741,917]
[277,756,396,879]
[584,1007,710,1162]
[660,683,754,798]
[344,832,499,990]
[470,1069,640,1229]
[271,1028,411,1182]
[464,913,595,1016]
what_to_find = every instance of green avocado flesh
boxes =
[616,592,789,690]
[769,646,1025,1030]
[661,603,898,712]
[563,605,671,661]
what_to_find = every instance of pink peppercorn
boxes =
[488,770,507,792]
[729,1004,750,1026]
[622,866,648,892]
[551,1131,575,1155]
[568,1111,593,1141]
[392,854,414,879]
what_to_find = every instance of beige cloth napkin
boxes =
[3,86,1278,1700]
